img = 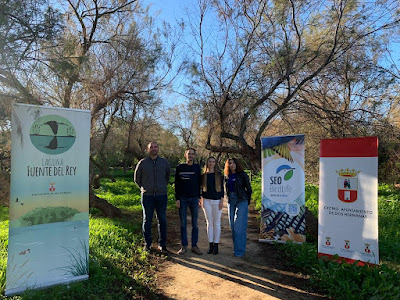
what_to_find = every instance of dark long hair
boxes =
[224,158,244,176]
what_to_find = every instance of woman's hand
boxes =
[219,198,223,210]
[176,199,180,208]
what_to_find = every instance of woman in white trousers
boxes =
[200,157,224,254]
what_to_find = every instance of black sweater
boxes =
[175,163,201,199]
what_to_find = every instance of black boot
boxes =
[213,243,218,255]
[207,242,214,254]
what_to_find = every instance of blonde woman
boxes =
[200,156,224,254]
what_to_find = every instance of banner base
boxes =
[317,253,378,266]
[5,275,89,297]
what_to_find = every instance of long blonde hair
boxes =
[202,156,222,193]
[203,156,220,173]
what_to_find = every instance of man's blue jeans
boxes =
[228,192,248,256]
[142,194,167,248]
[179,197,199,247]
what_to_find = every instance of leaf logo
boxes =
[276,165,295,181]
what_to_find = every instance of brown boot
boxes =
[191,246,203,255]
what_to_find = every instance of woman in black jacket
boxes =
[223,158,252,257]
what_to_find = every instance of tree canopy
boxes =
[1,0,400,210]
[182,0,400,169]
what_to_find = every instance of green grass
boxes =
[377,185,400,265]
[251,175,262,211]
[0,217,8,294]
[95,170,176,211]
[0,169,169,299]
[279,182,400,299]
[58,240,89,276]
[251,173,400,299]
[2,169,399,299]
[0,214,164,299]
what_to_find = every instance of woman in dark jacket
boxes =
[223,158,252,257]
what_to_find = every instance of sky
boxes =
[141,0,196,108]
[143,0,187,25]
[143,1,400,72]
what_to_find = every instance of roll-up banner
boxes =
[318,137,379,265]
[6,104,91,296]
[259,135,306,243]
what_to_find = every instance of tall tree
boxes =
[0,0,63,104]
[185,0,400,170]
[0,0,63,206]
[0,0,179,216]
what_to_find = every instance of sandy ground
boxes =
[156,204,327,300]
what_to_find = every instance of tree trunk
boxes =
[92,172,116,189]
[0,170,10,207]
[89,188,122,218]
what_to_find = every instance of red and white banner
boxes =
[318,137,378,265]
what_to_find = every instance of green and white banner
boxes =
[259,135,306,243]
[6,104,90,296]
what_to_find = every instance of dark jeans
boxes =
[179,197,199,247]
[142,194,167,248]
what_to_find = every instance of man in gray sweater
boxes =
[134,141,170,253]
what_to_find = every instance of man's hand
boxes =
[176,200,180,208]
[199,197,203,208]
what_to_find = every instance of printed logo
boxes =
[276,165,295,181]
[30,115,76,155]
[266,158,304,204]
[336,169,360,203]
[364,243,371,253]
[325,237,331,246]
[49,182,56,192]
[344,240,350,249]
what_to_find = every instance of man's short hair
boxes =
[147,141,159,149]
[185,147,196,153]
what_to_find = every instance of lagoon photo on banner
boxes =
[6,104,91,296]
[318,137,379,265]
[259,135,305,243]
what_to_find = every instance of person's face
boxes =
[207,158,216,170]
[147,143,159,156]
[228,159,236,172]
[185,149,195,162]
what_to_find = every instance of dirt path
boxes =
[156,204,326,300]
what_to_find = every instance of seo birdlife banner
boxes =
[6,104,90,296]
[318,137,378,265]
[259,135,306,243]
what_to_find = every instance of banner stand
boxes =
[6,104,91,295]
[5,275,89,297]
[318,137,379,265]
[259,135,306,244]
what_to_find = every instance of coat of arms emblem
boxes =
[344,240,350,249]
[336,169,359,203]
